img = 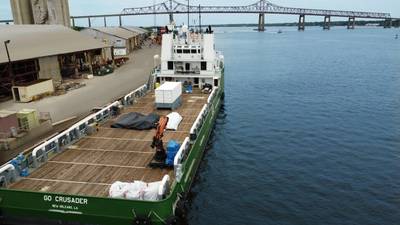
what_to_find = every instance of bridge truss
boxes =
[120,0,391,19]
[63,0,398,30]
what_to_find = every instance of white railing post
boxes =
[123,84,147,106]
[207,87,218,104]
[173,137,190,182]
[0,164,17,186]
[189,104,208,142]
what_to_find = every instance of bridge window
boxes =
[201,62,207,71]
[177,49,182,54]
[183,49,190,54]
[191,49,197,54]
[168,61,173,70]
[198,49,201,54]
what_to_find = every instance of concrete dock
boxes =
[0,45,160,123]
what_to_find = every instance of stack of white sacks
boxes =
[109,175,170,201]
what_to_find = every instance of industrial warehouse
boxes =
[0,24,112,102]
[80,26,149,56]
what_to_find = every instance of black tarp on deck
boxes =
[111,112,159,130]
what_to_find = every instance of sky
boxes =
[1,0,399,27]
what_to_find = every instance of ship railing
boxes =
[173,137,190,182]
[0,164,17,187]
[147,70,156,91]
[175,69,201,74]
[0,81,154,188]
[174,54,202,61]
[0,82,152,186]
[123,84,148,106]
[93,110,109,124]
[189,104,208,141]
[207,87,218,104]
[31,101,121,168]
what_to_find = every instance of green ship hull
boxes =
[0,72,224,225]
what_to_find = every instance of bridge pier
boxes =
[88,17,91,28]
[394,19,400,28]
[119,15,122,26]
[323,16,331,30]
[258,13,265,32]
[383,19,392,28]
[71,17,75,27]
[104,17,107,27]
[347,17,355,29]
[298,15,305,31]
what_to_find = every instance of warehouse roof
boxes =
[122,26,149,34]
[89,27,139,39]
[0,25,110,64]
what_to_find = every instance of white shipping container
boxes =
[155,82,182,104]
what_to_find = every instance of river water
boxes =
[188,26,400,225]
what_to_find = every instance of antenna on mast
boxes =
[153,0,157,30]
[187,0,190,29]
[199,4,202,33]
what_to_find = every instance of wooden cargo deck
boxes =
[9,90,209,197]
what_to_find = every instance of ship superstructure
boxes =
[156,25,224,90]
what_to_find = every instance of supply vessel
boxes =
[0,25,224,225]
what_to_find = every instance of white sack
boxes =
[124,181,148,200]
[109,181,162,201]
[109,181,128,199]
[166,112,183,131]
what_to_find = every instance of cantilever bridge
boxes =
[69,0,396,31]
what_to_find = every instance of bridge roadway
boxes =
[70,0,397,31]
[1,0,399,31]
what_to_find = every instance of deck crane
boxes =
[151,116,169,164]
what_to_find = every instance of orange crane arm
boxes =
[155,116,169,140]
[150,116,170,164]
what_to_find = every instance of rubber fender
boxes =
[133,216,152,225]
[165,216,183,225]
[175,200,188,220]
[0,208,4,225]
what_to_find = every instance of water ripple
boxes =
[189,27,400,225]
